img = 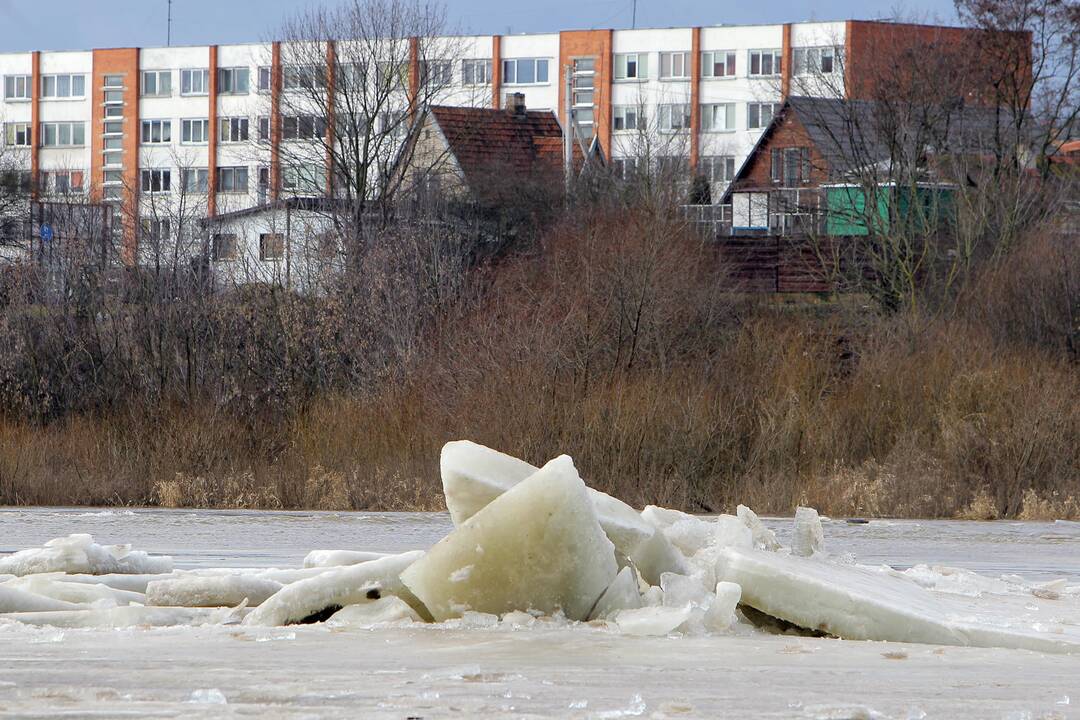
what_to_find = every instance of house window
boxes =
[4,75,31,100]
[41,74,86,99]
[4,122,31,147]
[282,115,326,141]
[657,155,689,176]
[701,103,735,132]
[141,218,171,242]
[378,111,406,138]
[794,46,841,75]
[770,146,812,185]
[502,58,549,85]
[283,65,323,90]
[141,70,172,97]
[181,119,209,144]
[259,233,284,261]
[180,167,209,193]
[218,67,250,95]
[140,119,172,144]
[749,49,783,77]
[216,166,248,193]
[614,53,648,81]
[282,164,325,193]
[211,233,238,261]
[140,169,171,193]
[180,68,210,95]
[41,170,85,195]
[612,157,639,179]
[420,61,452,88]
[462,59,491,86]
[658,104,691,131]
[700,155,736,184]
[257,166,271,202]
[659,52,688,79]
[219,117,249,143]
[701,51,736,78]
[257,66,272,92]
[747,102,779,130]
[613,105,642,132]
[40,122,86,147]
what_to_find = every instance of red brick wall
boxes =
[732,109,830,191]
[558,30,613,159]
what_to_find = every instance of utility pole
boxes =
[564,64,573,194]
[167,0,173,47]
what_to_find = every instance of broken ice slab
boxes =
[402,455,618,622]
[303,550,388,568]
[243,551,428,626]
[589,566,643,620]
[0,605,248,628]
[614,605,693,636]
[716,547,1080,654]
[0,585,84,613]
[327,596,422,628]
[792,507,824,557]
[146,575,283,608]
[440,441,655,555]
[0,534,173,576]
[5,576,145,607]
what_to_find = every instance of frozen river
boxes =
[2,508,1079,719]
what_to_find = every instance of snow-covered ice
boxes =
[0,533,172,576]
[302,549,388,568]
[146,575,283,607]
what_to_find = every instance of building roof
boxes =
[427,105,567,186]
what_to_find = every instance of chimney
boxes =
[508,92,526,117]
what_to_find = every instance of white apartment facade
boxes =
[0,19,976,267]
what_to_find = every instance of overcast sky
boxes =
[0,0,960,52]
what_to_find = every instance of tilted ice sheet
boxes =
[146,575,283,608]
[716,547,1080,654]
[0,533,172,576]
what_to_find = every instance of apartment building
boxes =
[0,19,1004,264]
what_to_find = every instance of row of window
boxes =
[614,102,780,132]
[140,164,325,195]
[3,73,86,100]
[138,115,329,145]
[136,222,287,263]
[612,155,737,184]
[614,46,840,81]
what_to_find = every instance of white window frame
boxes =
[283,65,322,91]
[4,122,32,147]
[282,114,326,141]
[748,49,783,77]
[40,73,86,99]
[612,105,643,132]
[140,119,172,144]
[282,164,325,193]
[141,70,172,97]
[701,103,736,132]
[747,102,780,130]
[793,46,841,76]
[181,118,209,144]
[3,75,31,100]
[180,167,209,193]
[140,168,171,194]
[218,116,250,143]
[180,68,210,96]
[216,166,249,193]
[659,51,689,80]
[257,66,273,93]
[462,59,492,86]
[614,53,648,81]
[658,104,691,132]
[40,121,86,147]
[701,51,737,79]
[41,170,86,195]
[211,234,238,261]
[217,67,250,95]
[700,155,736,184]
[420,60,452,88]
[501,58,550,85]
[259,233,285,262]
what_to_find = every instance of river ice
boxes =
[2,505,1080,717]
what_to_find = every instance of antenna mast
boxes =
[167,0,173,47]
[632,0,637,29]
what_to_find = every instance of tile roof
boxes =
[428,105,566,187]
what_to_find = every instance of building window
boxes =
[4,122,31,147]
[258,116,272,142]
[41,170,86,195]
[659,52,688,79]
[747,102,780,130]
[658,104,691,132]
[259,233,284,261]
[218,67,250,94]
[282,115,326,141]
[420,61,452,88]
[701,103,735,132]
[219,117,250,143]
[180,167,209,193]
[502,58,549,85]
[700,155,736,184]
[104,120,123,135]
[3,75,31,100]
[257,66,272,92]
[104,106,123,118]
[257,166,271,202]
[770,147,812,185]
[462,59,491,86]
[612,157,639,179]
[140,119,172,144]
[40,122,86,147]
[140,169,171,193]
[283,65,323,91]
[613,53,648,81]
[141,218,171,243]
[612,105,643,132]
[211,234,238,261]
[794,46,841,75]
[141,70,172,97]
[282,165,325,193]
[41,74,86,99]
[701,51,736,78]
[749,49,783,77]
[181,118,209,144]
[180,68,210,95]
[102,151,123,168]
[216,166,248,193]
